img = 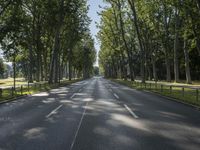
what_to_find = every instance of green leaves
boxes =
[98,0,200,81]
[0,0,95,82]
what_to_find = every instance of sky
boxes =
[87,0,107,66]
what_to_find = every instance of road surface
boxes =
[0,77,200,150]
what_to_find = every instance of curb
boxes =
[0,95,28,105]
[143,90,200,110]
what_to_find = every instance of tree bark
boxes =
[28,43,33,83]
[115,1,134,81]
[183,39,192,84]
[174,7,180,83]
[196,0,200,11]
[13,52,16,91]
[128,0,145,83]
[152,59,157,81]
[49,0,64,83]
[165,57,171,82]
[162,2,172,82]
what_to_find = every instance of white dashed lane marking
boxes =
[70,102,88,150]
[70,93,76,99]
[46,105,63,118]
[113,93,119,99]
[124,104,139,119]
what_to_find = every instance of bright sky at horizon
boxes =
[87,0,107,66]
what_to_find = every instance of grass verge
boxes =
[0,79,82,103]
[0,78,27,86]
[111,79,200,107]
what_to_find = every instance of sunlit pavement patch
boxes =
[33,92,49,97]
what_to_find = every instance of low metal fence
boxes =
[0,79,76,101]
[133,81,200,105]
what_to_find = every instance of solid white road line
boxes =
[124,104,139,119]
[46,104,63,118]
[70,102,88,150]
[113,93,119,99]
[70,93,76,99]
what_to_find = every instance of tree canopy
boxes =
[98,0,200,83]
[0,0,96,83]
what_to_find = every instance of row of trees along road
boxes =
[98,0,200,84]
[0,0,96,84]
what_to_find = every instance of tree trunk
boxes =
[128,0,145,83]
[60,54,65,81]
[162,2,172,82]
[68,46,73,81]
[65,63,68,79]
[152,59,157,81]
[174,7,180,83]
[13,53,16,91]
[43,48,48,81]
[116,1,134,81]
[119,58,123,79]
[28,43,33,83]
[196,0,200,11]
[49,0,64,84]
[183,40,192,84]
[121,53,127,80]
[49,48,55,84]
[165,57,171,82]
[36,18,42,82]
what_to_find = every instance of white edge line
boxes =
[124,104,139,119]
[70,93,76,99]
[113,93,119,99]
[70,102,88,150]
[46,104,63,118]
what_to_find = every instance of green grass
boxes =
[0,78,27,87]
[0,79,82,102]
[134,79,200,88]
[111,79,200,107]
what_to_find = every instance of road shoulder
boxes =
[109,79,200,111]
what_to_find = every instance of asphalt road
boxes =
[0,77,200,150]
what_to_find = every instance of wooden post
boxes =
[170,86,172,94]
[0,88,2,97]
[11,87,14,96]
[28,82,30,92]
[182,87,184,97]
[21,85,23,95]
[13,54,16,91]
